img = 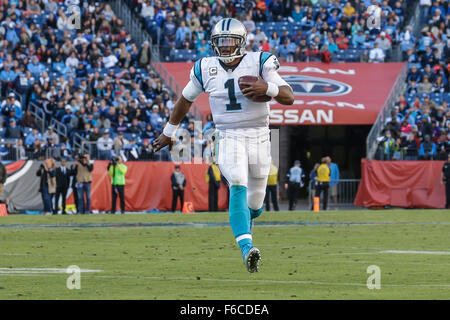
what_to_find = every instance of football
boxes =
[238,76,272,102]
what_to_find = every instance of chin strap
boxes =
[219,54,243,64]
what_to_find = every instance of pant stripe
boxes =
[236,234,252,243]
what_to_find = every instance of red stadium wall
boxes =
[71,162,229,212]
[163,62,407,125]
[354,159,446,209]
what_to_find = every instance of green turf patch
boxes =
[1,209,449,225]
[0,210,449,299]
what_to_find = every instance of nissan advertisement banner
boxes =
[162,62,406,125]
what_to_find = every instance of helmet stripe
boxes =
[226,18,232,31]
[222,19,226,31]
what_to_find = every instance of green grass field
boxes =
[0,209,450,300]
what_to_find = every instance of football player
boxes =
[154,18,294,273]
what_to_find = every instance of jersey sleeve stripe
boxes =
[259,52,274,77]
[194,58,204,91]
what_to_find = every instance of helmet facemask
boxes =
[211,35,245,64]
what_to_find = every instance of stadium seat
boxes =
[445,93,450,103]
[123,133,132,141]
[431,93,443,103]
[334,54,345,61]
[174,54,185,62]
[22,127,33,136]
[345,54,358,62]
[419,93,430,100]
[405,94,416,104]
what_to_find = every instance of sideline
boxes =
[1,221,450,229]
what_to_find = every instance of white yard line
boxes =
[0,252,241,261]
[379,250,450,255]
[1,273,450,288]
[2,250,450,265]
[0,268,102,274]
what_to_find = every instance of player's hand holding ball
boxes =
[238,76,272,102]
[153,133,173,152]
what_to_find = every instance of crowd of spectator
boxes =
[0,0,446,163]
[129,0,415,63]
[0,0,203,162]
[376,92,450,160]
[376,0,449,160]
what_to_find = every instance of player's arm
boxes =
[153,77,203,152]
[266,73,295,106]
[153,96,193,151]
[241,56,294,105]
[241,78,294,105]
[277,87,294,105]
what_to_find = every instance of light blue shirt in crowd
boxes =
[288,166,304,184]
[328,162,340,186]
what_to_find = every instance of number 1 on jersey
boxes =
[224,79,241,111]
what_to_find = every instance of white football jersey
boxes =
[182,51,289,130]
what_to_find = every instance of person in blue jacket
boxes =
[326,156,340,205]
[419,134,437,160]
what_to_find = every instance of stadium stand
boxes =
[125,0,415,63]
[0,0,200,161]
[0,0,446,163]
[374,0,449,160]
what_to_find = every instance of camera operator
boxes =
[37,158,56,215]
[108,156,128,214]
[73,153,93,214]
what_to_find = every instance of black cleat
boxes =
[244,247,261,273]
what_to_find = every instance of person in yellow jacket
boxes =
[206,163,221,212]
[315,157,330,210]
[108,156,128,214]
[264,163,279,211]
